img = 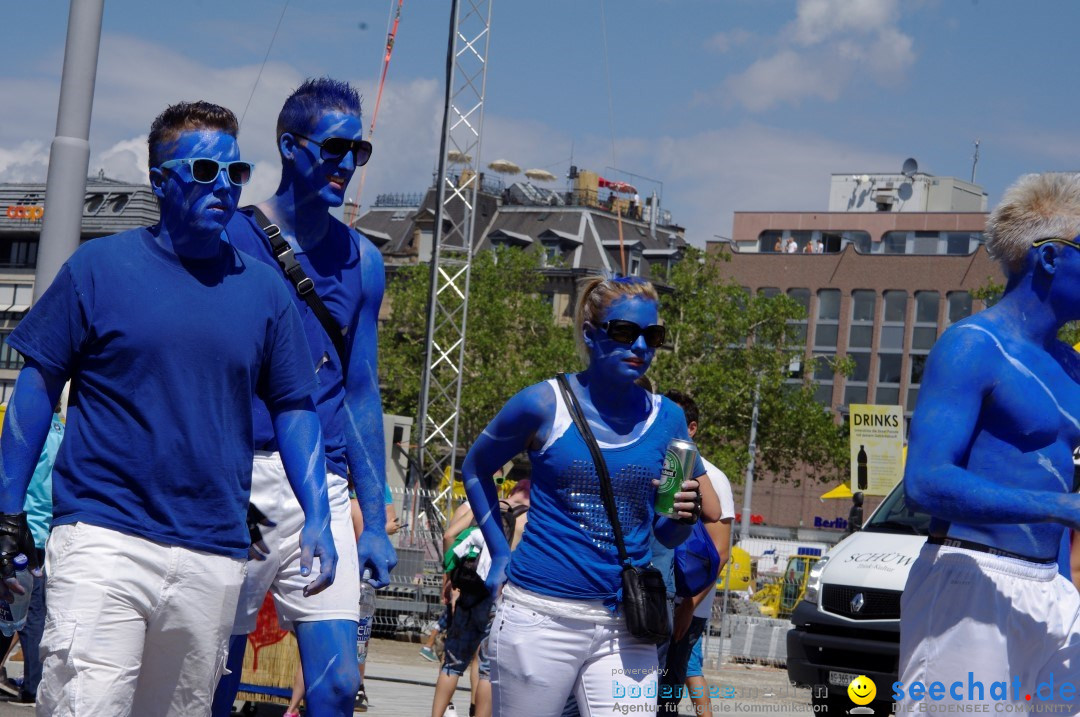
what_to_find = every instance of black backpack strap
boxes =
[246,205,348,364]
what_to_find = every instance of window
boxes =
[844,290,876,407]
[875,290,906,405]
[786,289,810,379]
[759,231,783,253]
[812,289,842,406]
[946,291,972,325]
[629,255,641,276]
[0,332,24,370]
[908,291,940,411]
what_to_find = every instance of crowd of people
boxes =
[2,57,1080,717]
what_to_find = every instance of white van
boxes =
[786,481,929,715]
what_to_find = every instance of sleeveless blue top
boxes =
[506,379,698,606]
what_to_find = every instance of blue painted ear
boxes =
[582,321,597,352]
[1036,243,1060,275]
[278,132,298,161]
[148,167,166,200]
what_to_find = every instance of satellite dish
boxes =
[902,157,918,178]
[898,182,913,201]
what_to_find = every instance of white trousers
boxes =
[232,452,359,633]
[488,594,659,717]
[37,523,246,717]
[899,543,1080,714]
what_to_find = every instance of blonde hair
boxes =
[986,173,1080,275]
[574,276,659,363]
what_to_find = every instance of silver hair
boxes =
[986,172,1080,274]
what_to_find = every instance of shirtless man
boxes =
[899,173,1080,712]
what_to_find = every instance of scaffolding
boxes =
[415,0,494,531]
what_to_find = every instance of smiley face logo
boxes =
[847,675,876,705]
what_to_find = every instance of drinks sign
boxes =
[849,404,904,496]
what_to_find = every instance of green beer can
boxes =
[656,438,698,518]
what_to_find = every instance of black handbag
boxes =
[555,373,672,645]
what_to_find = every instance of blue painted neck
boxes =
[263,185,332,250]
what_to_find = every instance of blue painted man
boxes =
[211,78,397,716]
[900,173,1080,712]
[0,101,336,716]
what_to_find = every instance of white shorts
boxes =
[232,451,360,634]
[38,522,246,717]
[899,543,1080,712]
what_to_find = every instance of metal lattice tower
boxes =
[415,0,493,524]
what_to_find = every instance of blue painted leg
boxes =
[295,619,360,716]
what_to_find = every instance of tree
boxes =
[378,246,577,459]
[650,247,849,485]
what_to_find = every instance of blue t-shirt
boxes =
[225,210,367,478]
[8,228,316,558]
[506,380,703,607]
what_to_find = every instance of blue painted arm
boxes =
[271,396,337,596]
[345,237,397,588]
[462,383,550,593]
[0,361,65,514]
[905,326,1080,526]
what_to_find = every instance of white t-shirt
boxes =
[696,457,735,619]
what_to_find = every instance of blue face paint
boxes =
[284,111,364,209]
[586,295,659,384]
[150,130,242,257]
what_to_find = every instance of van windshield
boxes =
[863,482,931,536]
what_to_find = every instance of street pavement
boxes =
[0,638,819,716]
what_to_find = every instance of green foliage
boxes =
[650,247,849,485]
[378,246,577,447]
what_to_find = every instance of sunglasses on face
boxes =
[1032,235,1080,251]
[292,133,373,167]
[599,319,666,348]
[158,158,252,186]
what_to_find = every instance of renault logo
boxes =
[850,593,865,613]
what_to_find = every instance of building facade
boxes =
[0,175,157,399]
[354,166,690,322]
[714,171,997,529]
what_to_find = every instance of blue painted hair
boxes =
[276,77,362,139]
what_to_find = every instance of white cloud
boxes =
[616,124,899,245]
[792,0,901,45]
[0,142,50,183]
[721,0,916,112]
[724,50,848,112]
[93,136,147,184]
[705,29,755,54]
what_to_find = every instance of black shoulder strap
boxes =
[555,373,630,566]
[246,206,348,364]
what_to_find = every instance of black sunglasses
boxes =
[292,133,373,167]
[599,319,666,348]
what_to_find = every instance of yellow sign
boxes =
[849,404,904,496]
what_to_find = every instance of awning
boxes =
[819,484,853,501]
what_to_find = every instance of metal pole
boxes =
[739,377,762,542]
[35,0,105,301]
[714,517,738,668]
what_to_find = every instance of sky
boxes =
[3,0,1080,246]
